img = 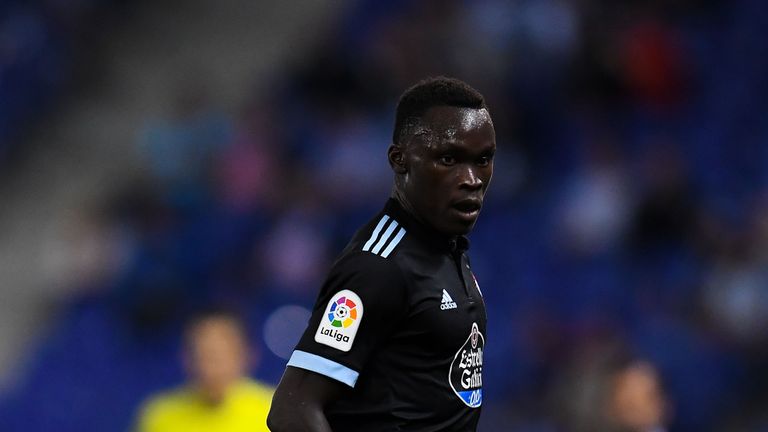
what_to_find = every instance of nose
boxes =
[458,165,483,191]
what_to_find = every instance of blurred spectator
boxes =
[608,360,668,432]
[258,206,331,296]
[620,15,689,110]
[135,308,273,432]
[214,102,281,213]
[628,142,698,254]
[557,347,669,432]
[139,80,232,208]
[702,196,768,345]
[40,207,132,293]
[608,361,666,432]
[558,136,632,255]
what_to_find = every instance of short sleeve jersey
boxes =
[287,199,487,432]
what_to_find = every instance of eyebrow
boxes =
[413,127,432,136]
[429,140,496,154]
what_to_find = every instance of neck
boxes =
[391,187,419,223]
[390,187,458,243]
[195,383,231,406]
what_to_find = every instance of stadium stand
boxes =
[1,0,768,431]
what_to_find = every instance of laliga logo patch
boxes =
[449,322,484,408]
[314,290,363,352]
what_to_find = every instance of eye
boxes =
[439,155,456,166]
[476,155,493,167]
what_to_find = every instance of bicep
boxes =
[274,366,347,406]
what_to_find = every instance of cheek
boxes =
[417,166,450,193]
[479,166,494,189]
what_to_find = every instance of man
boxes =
[607,360,668,432]
[136,308,274,432]
[558,350,669,432]
[268,76,496,431]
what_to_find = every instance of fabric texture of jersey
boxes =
[135,379,273,432]
[289,199,487,432]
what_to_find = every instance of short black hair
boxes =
[393,76,487,145]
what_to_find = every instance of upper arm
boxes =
[268,254,408,430]
[272,365,347,407]
[286,254,408,387]
[267,366,347,432]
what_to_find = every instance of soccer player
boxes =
[268,76,495,432]
[136,308,273,432]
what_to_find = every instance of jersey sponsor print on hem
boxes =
[314,290,364,352]
[449,322,484,408]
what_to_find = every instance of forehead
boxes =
[417,106,494,144]
[187,317,244,344]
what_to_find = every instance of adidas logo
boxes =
[440,289,457,310]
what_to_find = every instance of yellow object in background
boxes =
[137,379,273,432]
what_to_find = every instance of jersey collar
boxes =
[383,198,470,254]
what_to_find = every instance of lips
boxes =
[452,198,482,214]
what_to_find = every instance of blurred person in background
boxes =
[608,360,668,432]
[557,349,669,432]
[268,77,495,432]
[135,308,273,432]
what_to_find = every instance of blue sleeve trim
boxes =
[287,350,359,388]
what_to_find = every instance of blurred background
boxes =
[0,0,767,431]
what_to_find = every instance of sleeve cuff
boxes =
[287,350,360,387]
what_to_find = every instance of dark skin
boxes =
[267,105,495,432]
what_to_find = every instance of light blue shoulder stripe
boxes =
[287,350,359,387]
[362,215,390,251]
[381,227,406,258]
[371,220,399,254]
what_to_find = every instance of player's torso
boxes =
[328,222,487,431]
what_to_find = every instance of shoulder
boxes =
[137,387,193,428]
[346,212,410,260]
[335,212,414,273]
[326,246,419,307]
[320,212,415,305]
[333,249,406,279]
[141,387,192,410]
[311,250,411,320]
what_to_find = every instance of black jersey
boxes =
[287,199,487,432]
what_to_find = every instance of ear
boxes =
[388,144,408,174]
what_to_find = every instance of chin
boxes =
[445,220,476,236]
[455,226,475,236]
[427,212,477,236]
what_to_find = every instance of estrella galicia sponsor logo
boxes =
[314,290,363,352]
[449,322,484,408]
